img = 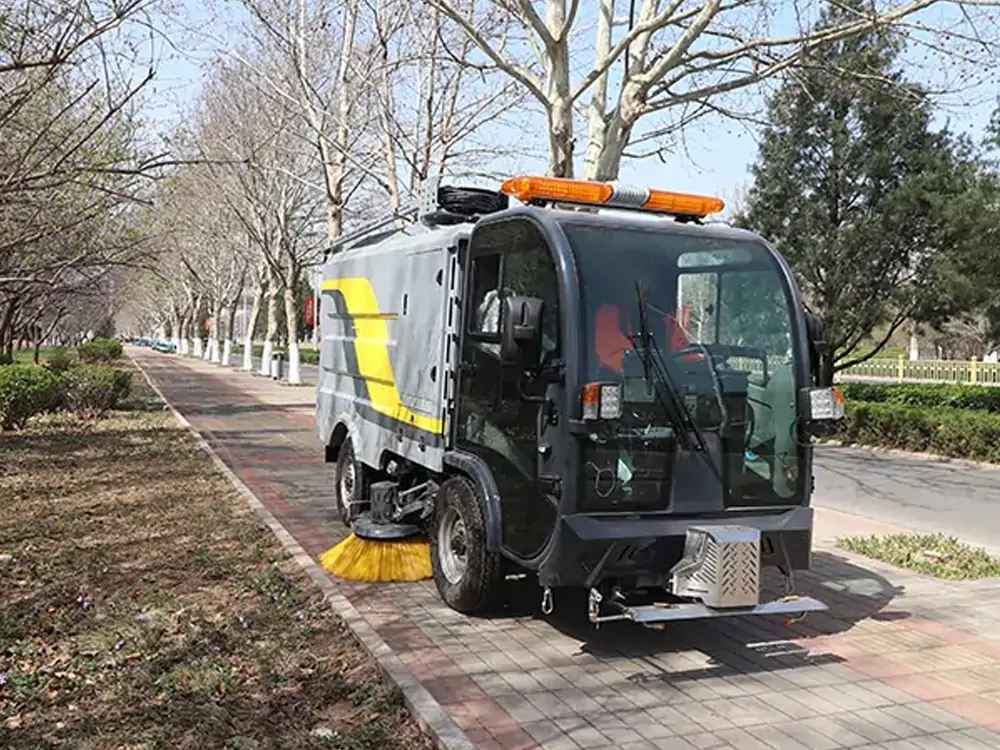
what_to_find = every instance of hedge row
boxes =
[0,364,133,430]
[78,337,123,363]
[230,344,320,365]
[841,382,1000,413]
[838,401,1000,463]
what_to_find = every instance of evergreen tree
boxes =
[736,3,999,369]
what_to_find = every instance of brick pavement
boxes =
[133,350,1000,750]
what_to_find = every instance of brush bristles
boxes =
[320,534,433,582]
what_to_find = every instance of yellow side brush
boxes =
[320,532,433,583]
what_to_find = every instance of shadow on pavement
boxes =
[489,550,905,678]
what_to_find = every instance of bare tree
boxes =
[188,53,325,383]
[0,0,172,351]
[429,0,1000,180]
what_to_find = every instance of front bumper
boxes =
[545,506,815,589]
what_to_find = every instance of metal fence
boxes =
[838,357,1000,386]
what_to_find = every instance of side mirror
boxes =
[500,295,545,369]
[804,312,834,387]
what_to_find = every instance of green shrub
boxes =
[0,352,13,366]
[837,401,1000,463]
[44,347,73,375]
[61,365,133,419]
[0,365,61,430]
[78,338,124,364]
[841,382,1000,413]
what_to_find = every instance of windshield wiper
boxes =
[629,283,723,482]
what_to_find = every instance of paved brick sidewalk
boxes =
[135,351,1000,750]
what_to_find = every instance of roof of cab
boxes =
[481,203,768,245]
[327,197,766,265]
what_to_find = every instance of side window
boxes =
[503,227,560,353]
[469,255,502,336]
[467,221,560,353]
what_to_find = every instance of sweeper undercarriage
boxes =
[316,174,844,628]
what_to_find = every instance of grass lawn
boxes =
[0,363,433,750]
[838,533,1000,580]
[9,347,63,365]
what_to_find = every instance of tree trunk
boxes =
[0,301,17,358]
[260,271,280,376]
[583,0,613,181]
[243,279,264,372]
[178,313,190,355]
[584,83,641,182]
[547,97,575,179]
[222,303,236,367]
[171,307,182,352]
[210,301,223,363]
[283,281,301,385]
[544,5,573,179]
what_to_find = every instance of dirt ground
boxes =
[0,363,435,750]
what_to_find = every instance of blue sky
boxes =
[145,0,1000,216]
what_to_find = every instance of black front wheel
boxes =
[430,476,504,615]
[334,437,366,528]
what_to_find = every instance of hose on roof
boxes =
[436,186,509,217]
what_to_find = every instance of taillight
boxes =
[581,382,623,421]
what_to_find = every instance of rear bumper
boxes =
[543,506,814,589]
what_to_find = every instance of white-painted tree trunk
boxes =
[170,311,182,353]
[220,303,235,367]
[259,281,279,376]
[260,340,274,377]
[242,281,264,371]
[210,304,223,364]
[283,283,302,384]
[242,344,254,371]
[193,338,204,358]
[287,341,301,384]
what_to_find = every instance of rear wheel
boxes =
[430,476,504,614]
[334,437,366,527]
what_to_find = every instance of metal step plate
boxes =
[591,594,827,626]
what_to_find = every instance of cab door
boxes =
[454,219,561,562]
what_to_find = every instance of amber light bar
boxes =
[500,175,725,218]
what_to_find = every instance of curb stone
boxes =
[131,353,476,750]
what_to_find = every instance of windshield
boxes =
[563,221,804,504]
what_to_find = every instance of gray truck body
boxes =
[316,222,468,473]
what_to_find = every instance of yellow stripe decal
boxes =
[322,278,443,434]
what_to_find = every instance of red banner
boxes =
[304,296,316,326]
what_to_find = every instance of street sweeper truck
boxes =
[315,175,845,628]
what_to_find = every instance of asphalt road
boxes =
[813,446,1000,553]
[233,352,1000,551]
